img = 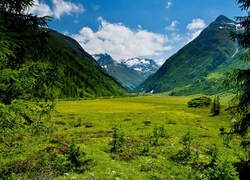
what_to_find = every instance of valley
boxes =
[93,53,160,91]
[1,96,243,179]
[1,0,250,179]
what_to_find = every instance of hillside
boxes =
[136,15,246,95]
[46,30,128,98]
[93,53,159,91]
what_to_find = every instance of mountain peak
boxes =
[92,53,116,66]
[215,15,235,24]
[121,57,160,73]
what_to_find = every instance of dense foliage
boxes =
[0,0,60,146]
[46,31,127,99]
[224,0,250,158]
[0,0,126,178]
[187,96,212,108]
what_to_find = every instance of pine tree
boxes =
[224,0,250,152]
[0,0,60,145]
[211,95,220,116]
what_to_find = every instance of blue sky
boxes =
[30,0,246,64]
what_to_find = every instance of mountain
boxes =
[136,15,246,95]
[121,57,160,77]
[93,54,160,91]
[46,30,127,98]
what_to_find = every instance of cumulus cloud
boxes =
[171,33,181,41]
[166,1,173,9]
[29,0,84,19]
[165,20,179,31]
[92,4,100,11]
[52,0,84,19]
[187,29,203,43]
[186,18,206,31]
[186,18,206,44]
[29,0,52,17]
[72,17,172,61]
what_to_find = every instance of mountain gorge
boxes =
[136,15,246,95]
[93,54,160,91]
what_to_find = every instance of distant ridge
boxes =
[93,53,160,91]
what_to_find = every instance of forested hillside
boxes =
[137,15,246,95]
[0,1,126,178]
[47,31,127,98]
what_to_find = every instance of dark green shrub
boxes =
[211,95,220,116]
[142,120,151,126]
[187,96,212,108]
[149,125,168,146]
[69,140,93,173]
[0,141,93,179]
[110,125,125,153]
[204,157,239,180]
[170,130,193,162]
[83,122,94,128]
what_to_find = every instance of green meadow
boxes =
[51,96,242,179]
[1,95,244,179]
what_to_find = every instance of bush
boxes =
[205,157,239,180]
[0,141,93,179]
[211,95,220,116]
[187,96,212,108]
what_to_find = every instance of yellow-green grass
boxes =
[51,96,243,179]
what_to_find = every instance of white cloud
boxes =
[186,18,206,31]
[92,4,100,11]
[72,18,172,61]
[186,30,203,44]
[171,33,181,41]
[165,20,179,31]
[166,1,173,9]
[62,30,69,35]
[185,18,206,44]
[29,0,52,17]
[52,0,84,19]
[29,0,84,19]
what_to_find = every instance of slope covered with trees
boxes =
[0,0,127,178]
[137,15,246,95]
[47,31,127,98]
[223,1,250,178]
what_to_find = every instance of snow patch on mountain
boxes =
[92,55,101,61]
[93,54,160,75]
[121,57,160,74]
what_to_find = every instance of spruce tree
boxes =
[211,95,220,116]
[224,0,250,152]
[0,0,60,145]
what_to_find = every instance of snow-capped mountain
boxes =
[92,53,117,69]
[92,53,160,91]
[121,57,160,76]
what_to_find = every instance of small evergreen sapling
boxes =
[211,95,221,116]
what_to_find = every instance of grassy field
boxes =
[0,95,244,179]
[49,95,242,179]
